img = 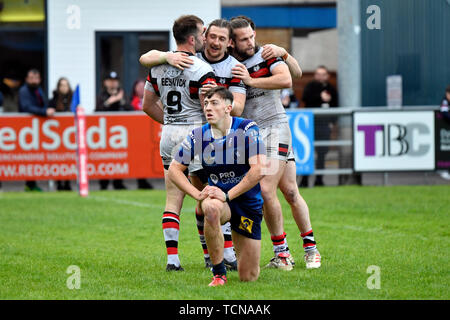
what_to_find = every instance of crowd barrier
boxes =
[0,106,447,182]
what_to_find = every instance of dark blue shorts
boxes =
[228,200,263,240]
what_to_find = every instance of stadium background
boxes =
[1,0,449,189]
[0,0,449,302]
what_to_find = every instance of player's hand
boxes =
[232,64,252,86]
[195,190,209,201]
[166,52,194,70]
[261,44,286,60]
[200,82,217,95]
[202,186,227,202]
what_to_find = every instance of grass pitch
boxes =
[0,185,448,300]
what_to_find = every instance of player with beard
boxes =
[141,15,217,272]
[229,17,321,270]
[140,19,246,271]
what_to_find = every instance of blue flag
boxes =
[70,84,80,113]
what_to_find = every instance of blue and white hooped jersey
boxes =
[175,117,265,206]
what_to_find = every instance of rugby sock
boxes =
[271,232,290,255]
[222,222,236,262]
[162,211,181,267]
[195,210,209,259]
[212,260,227,276]
[301,229,317,252]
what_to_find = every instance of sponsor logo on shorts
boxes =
[239,216,254,234]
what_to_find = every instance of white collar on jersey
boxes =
[210,117,234,140]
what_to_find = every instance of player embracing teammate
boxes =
[140,14,321,285]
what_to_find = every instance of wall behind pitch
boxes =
[47,0,220,114]
[360,0,450,107]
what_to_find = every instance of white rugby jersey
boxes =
[239,47,288,128]
[197,52,246,95]
[145,51,216,125]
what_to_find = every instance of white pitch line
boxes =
[89,195,196,212]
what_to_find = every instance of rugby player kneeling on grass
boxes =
[168,87,266,286]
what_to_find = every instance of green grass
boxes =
[0,185,448,300]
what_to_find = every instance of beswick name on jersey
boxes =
[161,77,186,87]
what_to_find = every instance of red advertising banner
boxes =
[0,112,164,181]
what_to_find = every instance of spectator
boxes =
[129,78,154,190]
[300,65,338,187]
[95,71,131,190]
[0,70,22,113]
[19,68,55,192]
[49,77,73,112]
[439,85,450,122]
[96,71,132,112]
[130,78,145,111]
[49,77,74,191]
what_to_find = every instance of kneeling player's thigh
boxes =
[232,231,261,281]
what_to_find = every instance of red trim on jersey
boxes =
[201,78,216,85]
[250,67,269,78]
[266,57,279,68]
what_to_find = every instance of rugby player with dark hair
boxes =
[168,87,266,286]
[141,14,217,272]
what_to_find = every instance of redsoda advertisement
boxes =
[0,113,164,180]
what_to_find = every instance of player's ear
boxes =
[225,103,233,114]
[188,34,195,46]
[230,38,235,49]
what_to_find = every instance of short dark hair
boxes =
[172,15,204,45]
[229,18,251,41]
[205,86,234,104]
[206,18,231,38]
[230,15,255,30]
[316,65,329,73]
[27,68,40,76]
[446,85,450,93]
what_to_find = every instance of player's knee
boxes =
[202,199,222,224]
[239,266,260,282]
[282,186,299,205]
[260,184,277,202]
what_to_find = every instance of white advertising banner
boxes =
[353,111,435,171]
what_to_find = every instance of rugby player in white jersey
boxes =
[229,17,321,270]
[141,15,217,272]
[140,19,246,271]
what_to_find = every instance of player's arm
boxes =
[139,50,194,70]
[230,92,246,117]
[232,62,292,90]
[228,153,266,200]
[262,44,303,79]
[204,153,266,202]
[168,160,206,201]
[142,88,164,124]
